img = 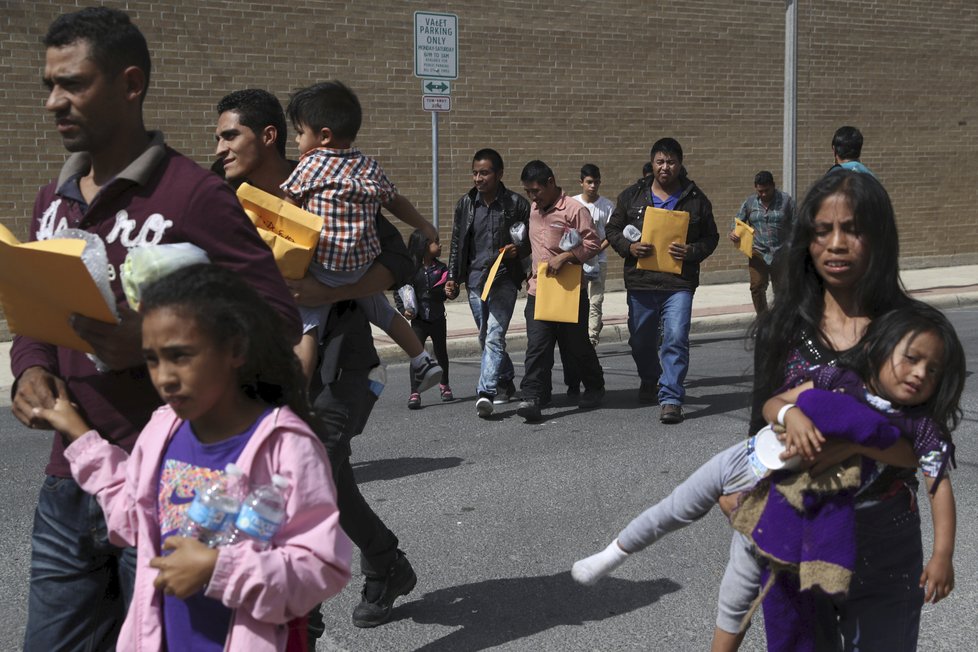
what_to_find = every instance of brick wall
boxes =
[2,0,977,290]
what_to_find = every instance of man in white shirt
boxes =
[573,164,614,346]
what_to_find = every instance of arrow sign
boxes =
[423,80,451,95]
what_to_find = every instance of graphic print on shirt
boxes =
[158,460,225,539]
[36,200,175,285]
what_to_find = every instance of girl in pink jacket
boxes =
[36,264,351,651]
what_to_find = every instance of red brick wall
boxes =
[3,0,977,287]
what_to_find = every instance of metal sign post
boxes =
[414,11,458,230]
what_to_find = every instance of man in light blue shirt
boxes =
[728,171,794,314]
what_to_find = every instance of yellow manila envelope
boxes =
[734,219,755,258]
[636,207,690,275]
[0,224,116,353]
[480,250,506,301]
[533,261,582,323]
[236,182,322,279]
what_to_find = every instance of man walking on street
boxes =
[446,149,530,418]
[829,125,875,176]
[516,160,604,423]
[728,170,794,314]
[11,12,300,650]
[214,88,420,629]
[606,138,719,424]
[573,163,614,346]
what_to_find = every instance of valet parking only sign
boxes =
[414,12,458,80]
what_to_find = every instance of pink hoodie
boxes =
[64,405,352,652]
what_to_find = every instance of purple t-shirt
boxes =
[158,410,269,651]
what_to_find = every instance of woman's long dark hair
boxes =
[749,170,910,431]
[839,302,965,439]
[140,263,315,425]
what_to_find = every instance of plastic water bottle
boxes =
[226,475,290,550]
[180,463,245,547]
[367,365,387,398]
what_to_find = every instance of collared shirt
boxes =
[734,189,794,265]
[281,147,396,271]
[527,191,600,295]
[467,194,502,289]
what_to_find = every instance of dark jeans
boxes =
[520,293,604,401]
[812,490,924,651]
[24,475,137,652]
[312,367,399,577]
[410,316,449,390]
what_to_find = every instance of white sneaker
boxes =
[476,396,494,418]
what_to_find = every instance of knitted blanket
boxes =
[730,388,901,650]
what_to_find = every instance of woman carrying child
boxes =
[35,264,351,651]
[576,170,952,651]
[396,229,453,409]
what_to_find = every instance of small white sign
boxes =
[421,79,451,95]
[414,11,458,79]
[422,95,451,112]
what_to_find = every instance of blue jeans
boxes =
[25,475,138,652]
[467,280,518,397]
[626,289,693,405]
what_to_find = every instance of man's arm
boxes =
[683,196,720,263]
[182,176,302,342]
[605,186,637,259]
[288,211,413,305]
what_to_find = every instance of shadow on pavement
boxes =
[352,456,464,483]
[395,571,682,651]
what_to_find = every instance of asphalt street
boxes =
[0,308,975,651]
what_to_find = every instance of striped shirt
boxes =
[282,147,397,271]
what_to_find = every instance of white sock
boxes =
[572,539,630,585]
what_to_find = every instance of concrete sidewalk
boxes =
[2,265,977,395]
[371,263,978,363]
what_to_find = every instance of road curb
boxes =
[374,290,978,365]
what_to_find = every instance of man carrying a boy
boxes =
[446,148,530,418]
[727,170,794,314]
[214,87,419,629]
[11,10,300,650]
[516,160,605,423]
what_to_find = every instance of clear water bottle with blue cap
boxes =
[226,474,290,550]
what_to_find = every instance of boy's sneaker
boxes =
[352,550,417,628]
[476,394,494,418]
[410,353,442,394]
[439,384,454,402]
[517,398,542,422]
[407,393,421,410]
[493,379,517,405]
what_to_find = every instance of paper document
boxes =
[237,182,322,279]
[0,224,116,353]
[480,250,506,301]
[636,207,690,275]
[734,219,755,258]
[533,261,581,323]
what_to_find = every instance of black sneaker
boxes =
[566,384,581,398]
[517,398,542,422]
[352,551,417,628]
[410,353,442,394]
[579,387,605,410]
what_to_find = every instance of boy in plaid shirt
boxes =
[282,81,442,392]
